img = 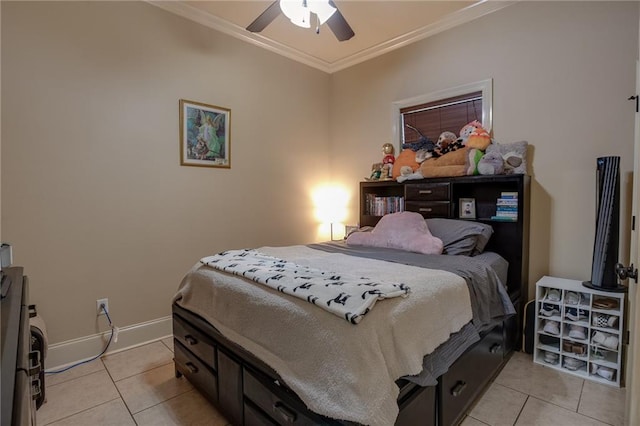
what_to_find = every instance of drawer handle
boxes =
[490,343,502,354]
[419,208,433,212]
[273,401,297,423]
[185,362,198,374]
[451,380,467,397]
[418,190,433,194]
[184,335,198,346]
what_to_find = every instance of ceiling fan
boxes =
[246,0,355,42]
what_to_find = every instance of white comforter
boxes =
[174,246,472,426]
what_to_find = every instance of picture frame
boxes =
[459,198,476,219]
[180,99,231,168]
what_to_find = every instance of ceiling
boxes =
[150,1,515,73]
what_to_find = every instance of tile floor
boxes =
[38,340,625,426]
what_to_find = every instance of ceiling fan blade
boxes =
[246,1,281,33]
[326,1,354,41]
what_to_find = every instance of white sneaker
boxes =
[564,357,586,371]
[543,351,559,364]
[546,289,561,302]
[543,320,560,335]
[568,325,586,340]
[595,366,615,381]
[565,291,580,305]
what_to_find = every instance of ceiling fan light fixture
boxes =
[308,0,336,25]
[280,0,311,28]
[279,0,336,29]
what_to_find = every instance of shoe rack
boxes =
[533,276,625,387]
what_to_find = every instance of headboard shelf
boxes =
[360,174,530,337]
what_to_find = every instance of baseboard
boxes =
[45,316,172,371]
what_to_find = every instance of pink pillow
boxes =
[346,212,443,255]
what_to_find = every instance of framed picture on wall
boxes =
[180,99,231,168]
[459,198,476,219]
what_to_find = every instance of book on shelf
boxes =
[496,199,519,206]
[496,212,518,217]
[365,194,404,216]
[500,191,518,199]
[491,215,518,222]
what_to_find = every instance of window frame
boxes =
[390,79,493,151]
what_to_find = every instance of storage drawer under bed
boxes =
[174,340,219,403]
[173,316,217,368]
[243,368,318,425]
[438,325,504,426]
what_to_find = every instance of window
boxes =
[391,79,492,148]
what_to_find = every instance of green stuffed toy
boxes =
[465,148,484,175]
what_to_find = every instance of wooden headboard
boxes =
[359,174,530,305]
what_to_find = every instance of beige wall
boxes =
[329,1,639,299]
[1,1,331,343]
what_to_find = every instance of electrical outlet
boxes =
[96,298,108,316]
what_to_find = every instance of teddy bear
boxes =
[477,150,504,175]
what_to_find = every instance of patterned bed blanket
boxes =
[174,245,501,426]
[200,249,410,324]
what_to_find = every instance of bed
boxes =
[172,175,530,426]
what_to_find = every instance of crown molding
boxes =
[329,1,517,73]
[148,0,516,74]
[148,1,334,73]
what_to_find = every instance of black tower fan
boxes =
[583,156,627,292]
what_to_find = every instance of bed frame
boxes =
[173,174,530,426]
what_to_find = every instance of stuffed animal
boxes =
[464,122,492,150]
[400,165,413,176]
[420,147,470,178]
[415,148,432,163]
[391,149,421,179]
[396,166,424,183]
[477,150,504,175]
[438,131,457,147]
[459,120,483,144]
[485,141,528,174]
[403,124,436,152]
[465,148,484,175]
[433,131,464,158]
